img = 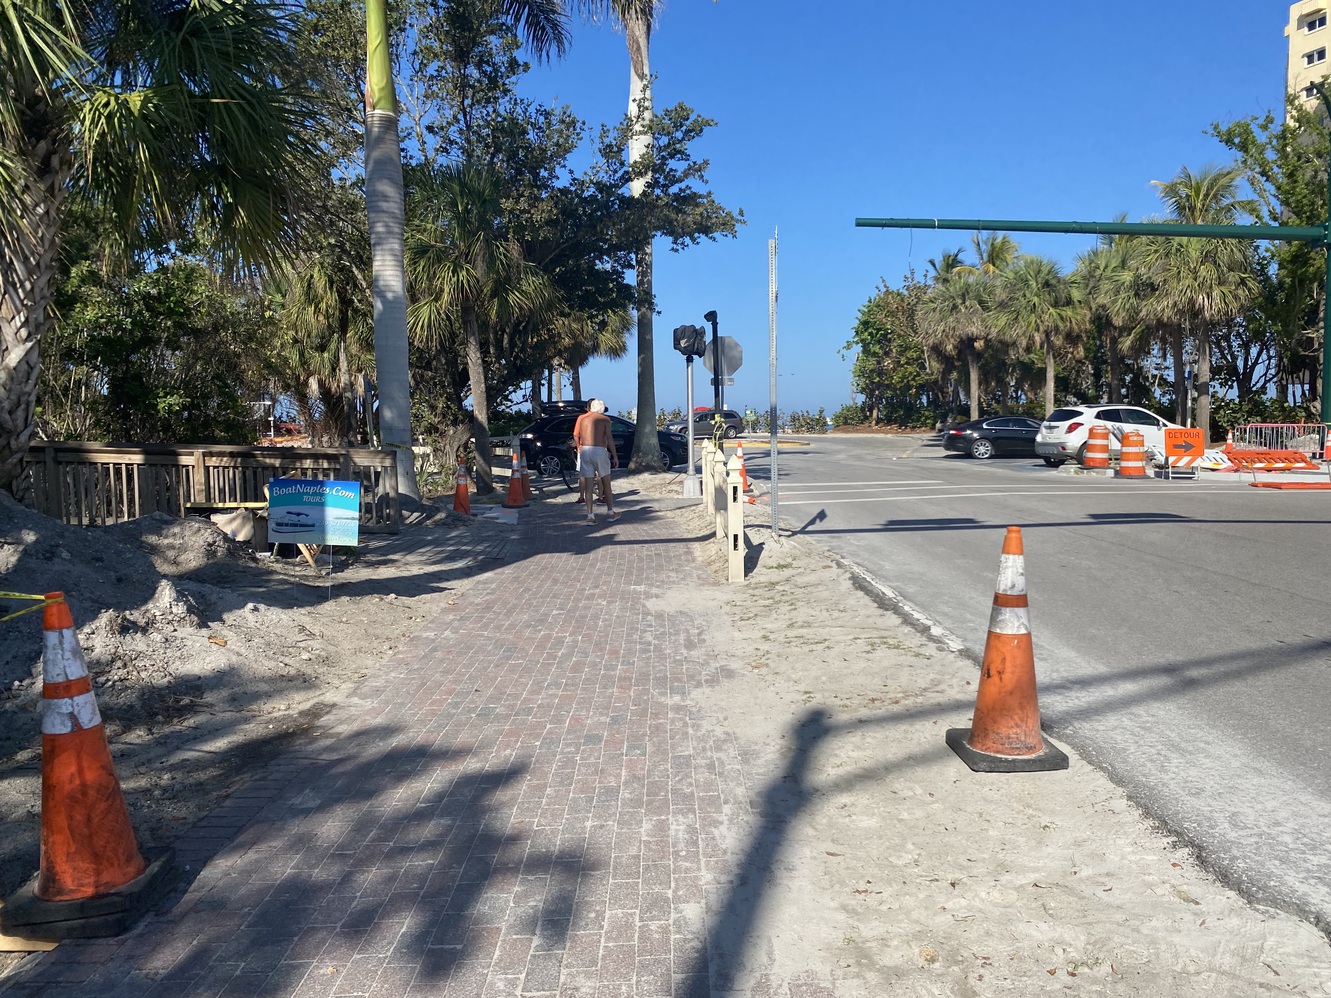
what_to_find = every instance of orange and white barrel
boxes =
[1082,424,1110,469]
[1117,430,1147,478]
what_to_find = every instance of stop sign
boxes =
[701,336,743,376]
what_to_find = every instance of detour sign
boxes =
[1164,428,1204,467]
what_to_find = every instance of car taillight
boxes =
[1066,422,1083,433]
[947,429,962,436]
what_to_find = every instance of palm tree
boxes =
[573,0,662,469]
[927,248,968,285]
[996,256,1080,416]
[1,0,314,489]
[1072,229,1148,405]
[406,162,556,494]
[1140,165,1258,437]
[956,232,1019,278]
[364,0,568,497]
[920,277,989,421]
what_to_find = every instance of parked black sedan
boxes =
[518,414,689,475]
[942,416,1041,459]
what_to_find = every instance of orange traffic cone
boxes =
[502,447,528,509]
[736,441,751,492]
[2,594,176,940]
[1225,429,1234,454]
[453,458,471,516]
[946,529,1068,773]
[520,451,533,501]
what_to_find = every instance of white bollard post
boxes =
[702,441,715,516]
[726,454,745,583]
[714,446,728,540]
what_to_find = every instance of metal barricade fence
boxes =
[1232,423,1326,458]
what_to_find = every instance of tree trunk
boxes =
[630,239,657,467]
[1044,333,1057,415]
[337,303,356,444]
[1171,326,1186,426]
[966,343,981,421]
[462,304,494,494]
[571,364,582,400]
[0,144,65,492]
[1107,327,1122,403]
[625,12,658,470]
[1196,328,1211,443]
[365,1,418,496]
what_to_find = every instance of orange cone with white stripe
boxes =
[946,529,1068,773]
[736,441,751,492]
[502,447,528,509]
[520,451,533,501]
[2,593,176,941]
[453,458,471,516]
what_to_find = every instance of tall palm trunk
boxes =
[965,343,980,420]
[336,304,355,444]
[1171,326,1186,426]
[1107,327,1122,403]
[625,12,657,468]
[1196,327,1211,442]
[0,142,66,490]
[365,0,419,498]
[462,304,494,494]
[1043,333,1057,415]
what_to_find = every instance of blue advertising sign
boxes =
[267,479,360,547]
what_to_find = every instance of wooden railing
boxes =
[19,442,401,533]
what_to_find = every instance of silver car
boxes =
[665,408,745,439]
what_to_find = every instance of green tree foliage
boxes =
[844,273,936,428]
[1212,99,1329,409]
[48,259,264,444]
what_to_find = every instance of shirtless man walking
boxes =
[575,399,618,523]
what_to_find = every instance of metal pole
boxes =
[768,231,779,537]
[683,356,701,498]
[706,311,721,411]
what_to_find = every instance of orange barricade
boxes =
[1116,430,1147,478]
[946,528,1068,773]
[1226,449,1320,472]
[1082,424,1110,469]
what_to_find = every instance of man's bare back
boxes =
[574,412,615,456]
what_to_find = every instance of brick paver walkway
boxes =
[4,488,791,998]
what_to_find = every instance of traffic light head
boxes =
[673,324,706,357]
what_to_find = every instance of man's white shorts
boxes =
[578,445,611,479]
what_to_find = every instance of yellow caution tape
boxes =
[0,592,61,624]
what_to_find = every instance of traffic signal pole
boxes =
[855,213,1331,427]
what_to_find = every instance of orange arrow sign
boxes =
[1165,428,1204,465]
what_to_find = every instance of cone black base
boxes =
[1,849,177,941]
[946,728,1069,773]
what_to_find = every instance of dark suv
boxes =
[665,408,745,439]
[518,414,689,476]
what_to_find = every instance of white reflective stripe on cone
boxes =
[994,554,1026,596]
[42,692,102,734]
[42,629,91,683]
[988,604,1031,636]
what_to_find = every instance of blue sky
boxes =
[518,1,1290,418]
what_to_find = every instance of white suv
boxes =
[1035,405,1181,467]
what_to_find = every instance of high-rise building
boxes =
[1288,1,1331,108]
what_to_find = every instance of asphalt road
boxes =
[735,432,1331,933]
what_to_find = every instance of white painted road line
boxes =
[777,486,1255,505]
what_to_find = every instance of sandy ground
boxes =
[2,474,1331,994]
